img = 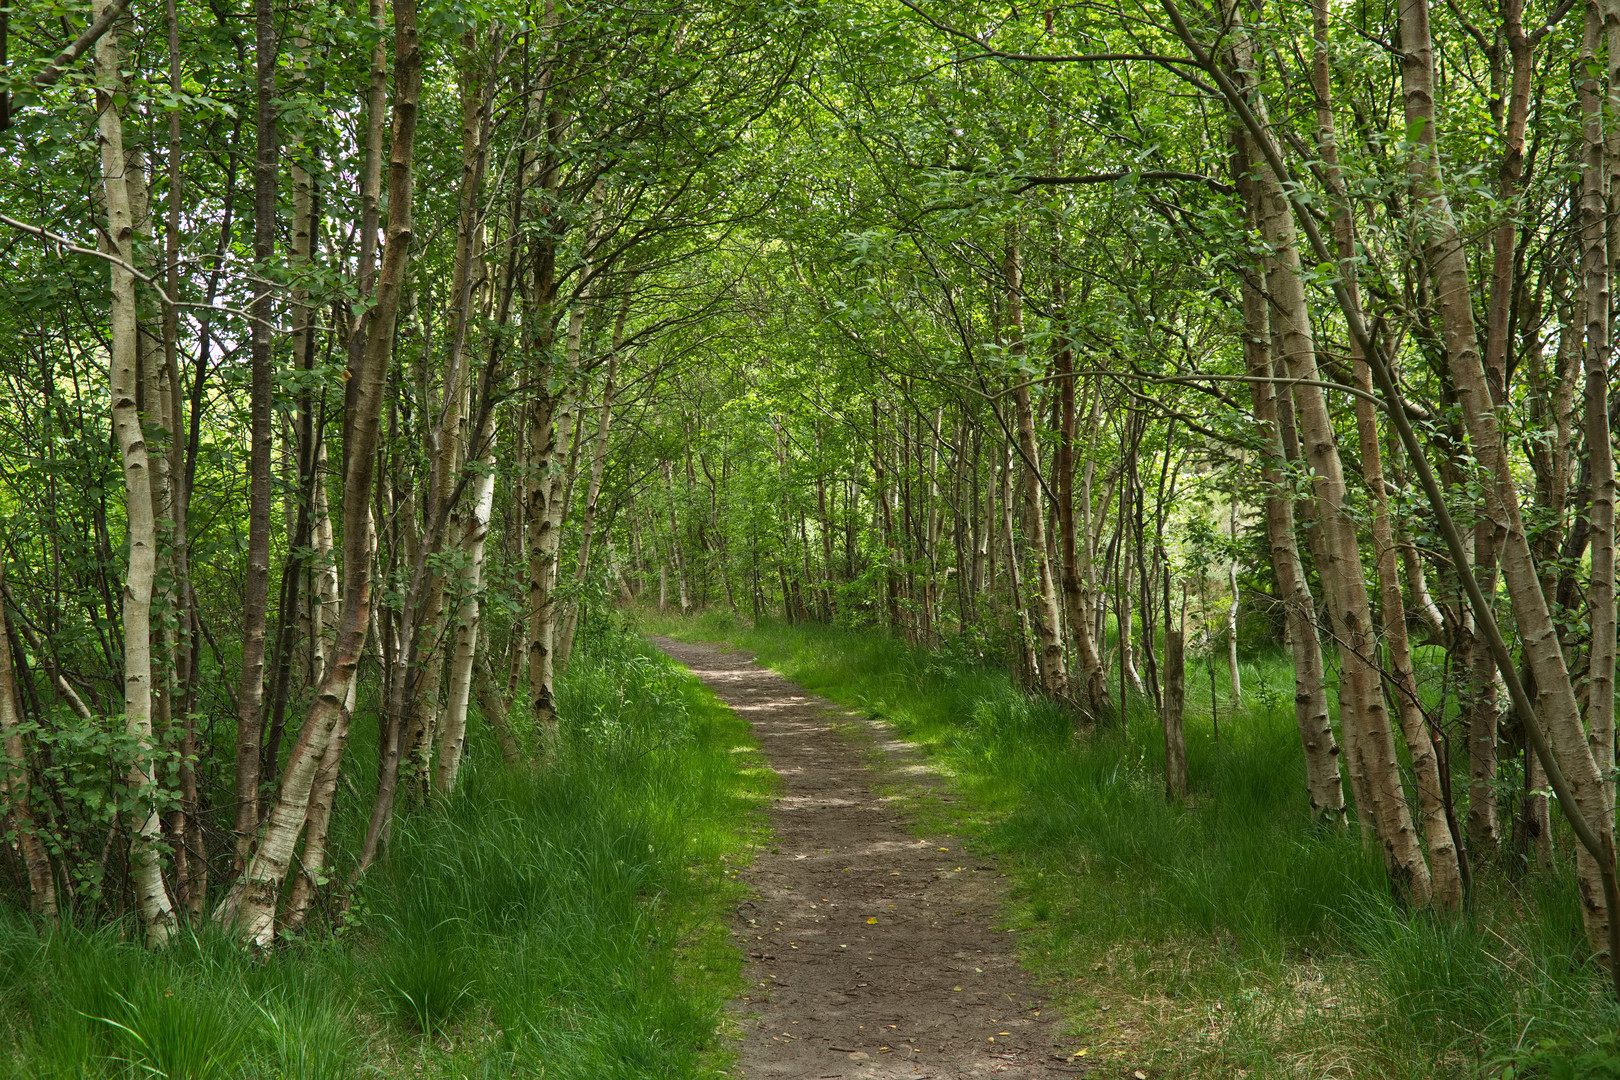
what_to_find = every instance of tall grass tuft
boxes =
[0,619,767,1079]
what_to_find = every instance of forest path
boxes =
[652,637,1079,1080]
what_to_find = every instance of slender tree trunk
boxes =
[1400,0,1613,942]
[1581,0,1618,843]
[1233,24,1430,901]
[1310,0,1462,905]
[231,0,278,874]
[435,419,497,795]
[1056,340,1111,719]
[1001,444,1038,685]
[1225,497,1241,707]
[475,637,523,764]
[130,146,187,915]
[95,0,177,945]
[397,39,491,803]
[1163,617,1187,800]
[558,321,623,666]
[528,181,596,746]
[226,0,422,946]
[0,564,56,923]
[161,0,199,917]
[1461,0,1540,865]
[1237,260,1343,821]
[1005,236,1068,698]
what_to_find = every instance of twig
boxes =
[1,211,176,307]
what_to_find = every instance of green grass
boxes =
[644,609,1620,1078]
[0,618,772,1079]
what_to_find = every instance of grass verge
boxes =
[644,609,1620,1079]
[0,620,771,1080]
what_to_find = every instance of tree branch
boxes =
[33,0,135,89]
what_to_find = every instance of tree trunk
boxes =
[95,0,178,945]
[558,332,622,666]
[1001,445,1038,687]
[1056,341,1111,720]
[277,674,356,938]
[1399,0,1613,944]
[527,378,568,746]
[1580,0,1618,853]
[1237,258,1344,822]
[226,0,422,947]
[1005,236,1069,699]
[229,0,280,874]
[435,420,498,795]
[1163,622,1187,801]
[475,640,523,765]
[1233,25,1431,901]
[0,564,56,922]
[1310,0,1462,905]
[1225,497,1241,708]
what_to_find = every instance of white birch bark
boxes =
[435,424,497,794]
[95,0,177,945]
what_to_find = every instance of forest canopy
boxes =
[2,0,1619,1069]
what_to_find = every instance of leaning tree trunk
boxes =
[399,32,492,800]
[1237,254,1344,823]
[95,0,177,946]
[226,0,422,947]
[1231,25,1431,902]
[1462,0,1542,861]
[1311,0,1463,907]
[277,674,357,937]
[1399,0,1614,946]
[474,638,523,764]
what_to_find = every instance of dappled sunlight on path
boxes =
[653,637,1080,1080]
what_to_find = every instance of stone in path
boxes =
[653,637,1081,1080]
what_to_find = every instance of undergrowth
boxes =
[645,609,1620,1079]
[0,619,770,1079]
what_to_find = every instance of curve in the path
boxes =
[652,637,1080,1080]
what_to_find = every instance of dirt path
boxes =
[653,637,1079,1080]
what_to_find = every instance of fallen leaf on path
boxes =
[867,917,878,924]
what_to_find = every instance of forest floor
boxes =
[654,636,1089,1079]
[0,630,766,1080]
[648,613,1620,1080]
